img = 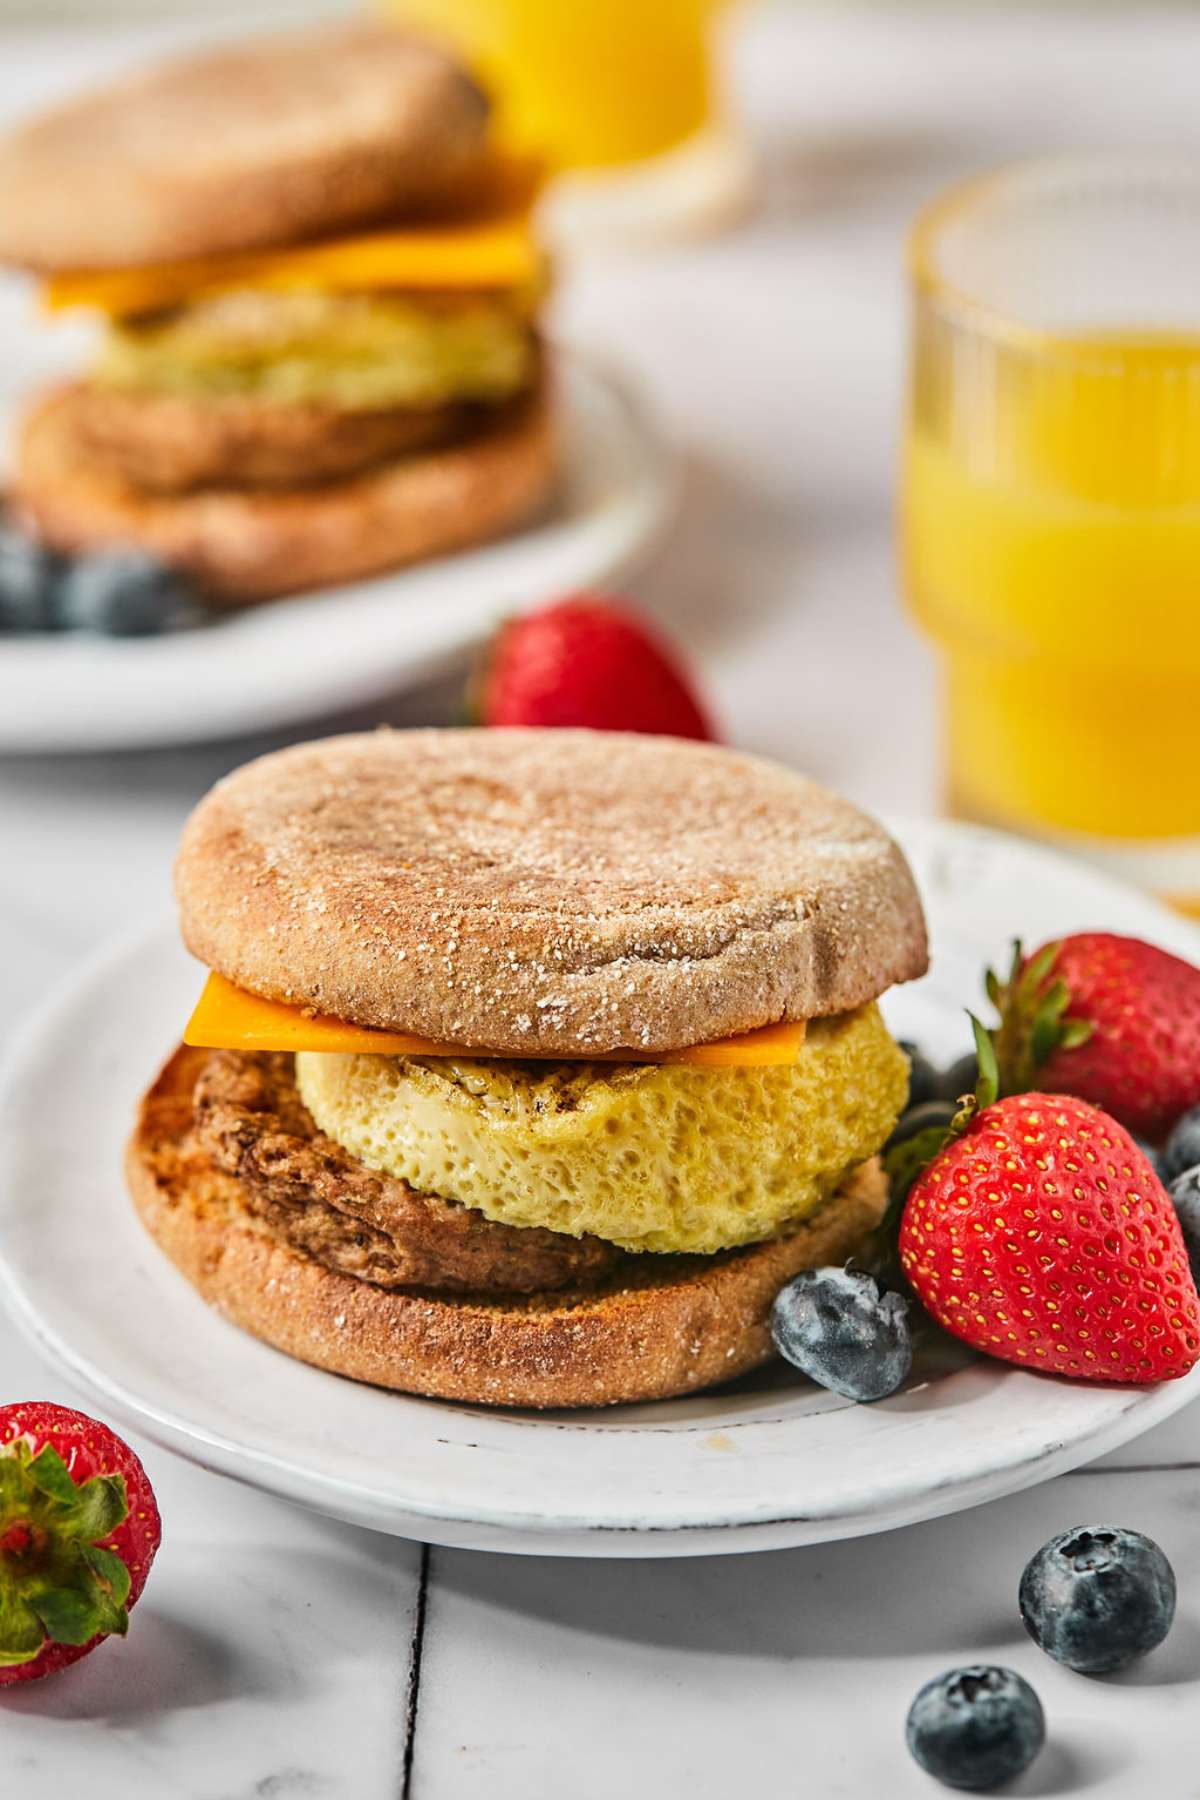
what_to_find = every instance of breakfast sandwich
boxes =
[127,728,928,1408]
[0,23,555,604]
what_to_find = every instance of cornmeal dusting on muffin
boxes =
[178,731,928,1055]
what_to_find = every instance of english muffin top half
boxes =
[0,22,493,272]
[176,728,929,1058]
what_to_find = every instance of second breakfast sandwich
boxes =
[129,729,928,1407]
[0,22,553,604]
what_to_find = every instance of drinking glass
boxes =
[903,156,1200,912]
[390,0,748,238]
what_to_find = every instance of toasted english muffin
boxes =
[0,22,491,272]
[14,381,556,604]
[175,729,929,1052]
[128,1046,889,1410]
[131,730,926,1410]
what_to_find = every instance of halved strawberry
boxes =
[0,1403,161,1684]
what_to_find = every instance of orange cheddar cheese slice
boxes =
[45,218,545,318]
[183,972,807,1067]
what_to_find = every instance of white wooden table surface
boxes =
[5,5,1200,1794]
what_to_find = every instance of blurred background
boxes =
[4,0,1200,1007]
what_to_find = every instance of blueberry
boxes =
[1132,1135,1163,1179]
[1167,1166,1200,1283]
[1019,1524,1175,1674]
[938,1052,979,1104]
[771,1266,911,1402]
[900,1040,941,1109]
[887,1098,958,1151]
[0,526,58,632]
[1162,1104,1200,1184]
[906,1665,1045,1792]
[54,549,204,636]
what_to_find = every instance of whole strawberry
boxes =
[898,1066,1200,1384]
[0,1403,161,1684]
[989,933,1200,1141]
[478,594,715,740]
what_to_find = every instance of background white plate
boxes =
[1,817,1198,1557]
[0,353,675,752]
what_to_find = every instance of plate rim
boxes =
[2,819,1200,1555]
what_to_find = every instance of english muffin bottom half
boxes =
[130,729,928,1408]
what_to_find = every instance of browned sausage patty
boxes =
[130,1045,889,1408]
[65,381,471,493]
[15,376,557,603]
[191,1050,623,1295]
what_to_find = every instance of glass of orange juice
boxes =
[903,157,1200,914]
[390,0,747,236]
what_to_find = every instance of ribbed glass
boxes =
[902,156,1200,907]
[910,158,1200,505]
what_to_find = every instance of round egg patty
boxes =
[96,290,536,412]
[295,1004,908,1255]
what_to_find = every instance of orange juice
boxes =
[392,0,723,169]
[903,160,1200,913]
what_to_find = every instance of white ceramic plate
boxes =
[1,818,1199,1558]
[0,353,675,752]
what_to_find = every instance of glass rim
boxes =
[908,152,1200,364]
